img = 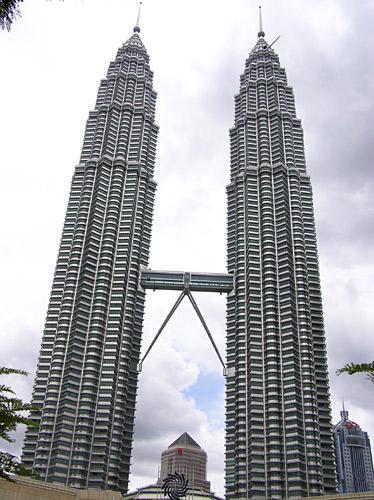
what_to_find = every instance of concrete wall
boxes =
[310,493,374,499]
[0,476,123,499]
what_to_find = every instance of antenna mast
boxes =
[258,5,265,38]
[133,1,142,33]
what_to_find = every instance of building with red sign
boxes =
[334,406,374,493]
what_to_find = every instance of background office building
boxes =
[333,406,374,493]
[158,432,211,492]
[125,433,223,500]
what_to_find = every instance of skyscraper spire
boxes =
[258,5,265,38]
[341,399,349,420]
[134,1,142,33]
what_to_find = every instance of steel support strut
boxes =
[137,291,185,373]
[137,290,226,376]
[186,291,226,376]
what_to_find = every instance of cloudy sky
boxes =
[1,0,374,496]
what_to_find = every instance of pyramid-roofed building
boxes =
[160,433,210,492]
[125,433,223,500]
[168,432,201,449]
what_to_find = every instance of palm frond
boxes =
[0,0,24,31]
[0,367,27,377]
[336,361,374,384]
[0,385,15,395]
[0,366,37,442]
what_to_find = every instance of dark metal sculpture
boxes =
[162,472,189,500]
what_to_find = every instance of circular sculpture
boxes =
[162,472,189,500]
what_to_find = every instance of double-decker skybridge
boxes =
[138,269,234,375]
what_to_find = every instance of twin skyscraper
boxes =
[22,11,337,499]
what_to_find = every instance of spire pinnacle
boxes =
[341,399,349,420]
[258,5,265,38]
[133,1,142,33]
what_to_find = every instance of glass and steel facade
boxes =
[225,33,337,498]
[22,28,158,493]
[334,408,374,494]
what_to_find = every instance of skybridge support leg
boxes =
[186,291,227,376]
[138,289,227,376]
[137,291,186,373]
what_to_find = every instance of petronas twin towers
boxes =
[22,27,157,494]
[22,11,337,499]
[225,31,336,498]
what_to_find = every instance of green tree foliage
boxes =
[336,361,374,383]
[0,367,35,442]
[0,0,63,31]
[0,367,37,481]
[0,0,23,31]
[0,452,33,481]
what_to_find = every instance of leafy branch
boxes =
[0,452,34,482]
[0,0,64,31]
[0,0,23,31]
[336,361,374,383]
[0,366,37,481]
